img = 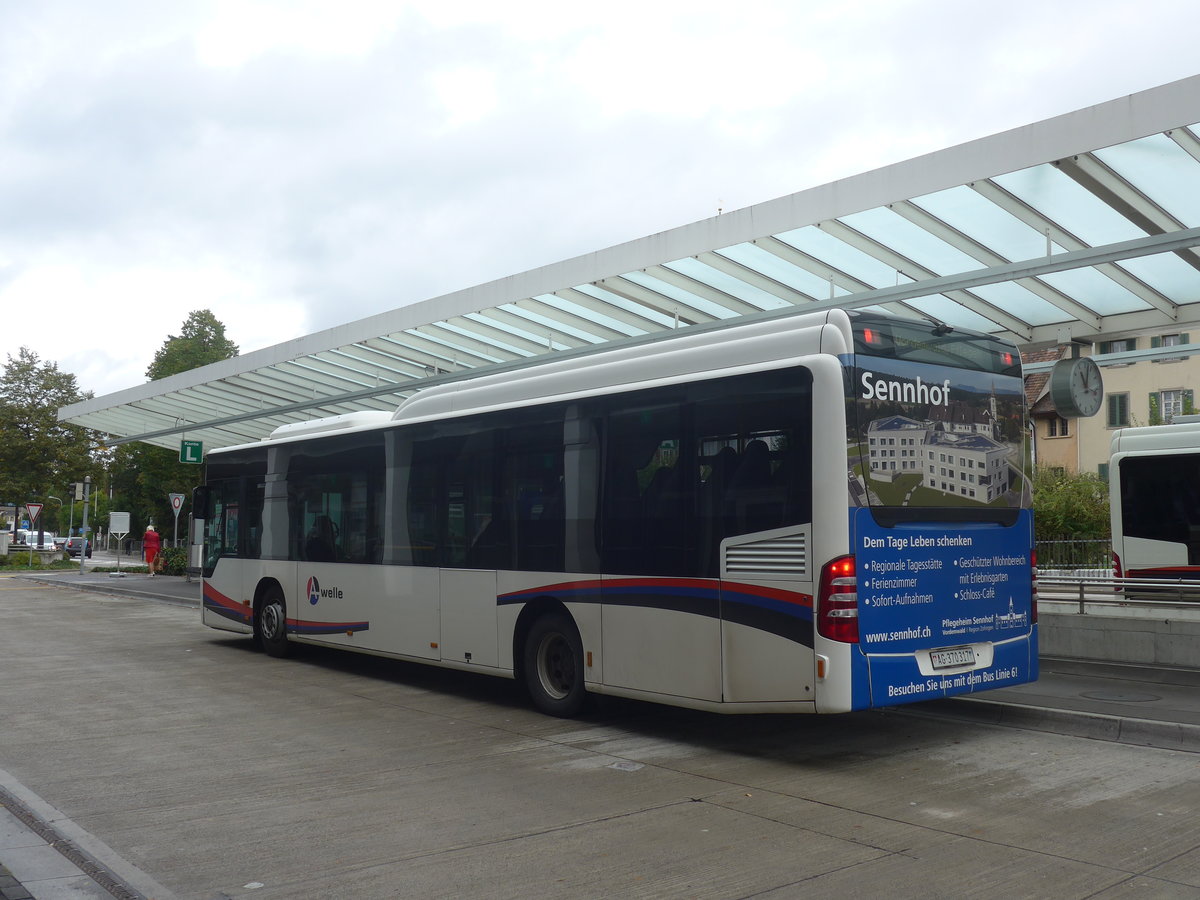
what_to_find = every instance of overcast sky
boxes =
[4,0,1200,399]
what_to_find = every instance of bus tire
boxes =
[523,612,586,717]
[258,586,290,658]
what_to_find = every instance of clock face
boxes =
[1050,356,1103,418]
[1070,357,1103,417]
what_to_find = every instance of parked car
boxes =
[16,530,56,550]
[65,537,92,558]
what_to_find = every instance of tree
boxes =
[1032,466,1110,542]
[0,348,96,532]
[145,309,239,381]
[112,310,239,537]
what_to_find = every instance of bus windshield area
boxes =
[1120,453,1200,564]
[847,316,1031,516]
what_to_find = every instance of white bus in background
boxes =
[1110,418,1200,586]
[195,308,1037,717]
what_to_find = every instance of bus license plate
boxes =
[930,646,975,669]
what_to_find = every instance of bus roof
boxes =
[1111,421,1200,455]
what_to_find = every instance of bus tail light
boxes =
[1113,551,1124,593]
[817,555,859,643]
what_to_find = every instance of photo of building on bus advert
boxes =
[848,359,1031,510]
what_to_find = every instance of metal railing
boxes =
[1039,573,1200,613]
[1035,538,1111,570]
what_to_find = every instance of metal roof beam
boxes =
[645,263,768,317]
[1167,125,1200,163]
[753,234,935,322]
[327,345,428,381]
[965,178,1179,318]
[694,249,817,306]
[1055,151,1200,273]
[452,312,561,355]
[553,287,664,333]
[470,307,592,351]
[381,331,496,370]
[594,275,714,326]
[412,322,522,364]
[509,297,631,342]
[819,215,1036,338]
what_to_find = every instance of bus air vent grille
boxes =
[724,533,808,578]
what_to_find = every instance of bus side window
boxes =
[602,405,684,576]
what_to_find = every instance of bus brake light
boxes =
[817,555,859,643]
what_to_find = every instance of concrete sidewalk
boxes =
[3,570,1199,898]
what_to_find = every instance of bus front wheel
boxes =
[523,612,586,717]
[258,586,290,658]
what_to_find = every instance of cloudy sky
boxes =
[3,0,1200,399]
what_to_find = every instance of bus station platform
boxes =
[20,567,1200,748]
[4,569,1200,899]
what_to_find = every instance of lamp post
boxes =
[78,476,91,576]
[65,487,76,537]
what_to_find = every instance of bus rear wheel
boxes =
[258,586,290,658]
[523,612,586,717]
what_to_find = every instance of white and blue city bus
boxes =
[195,307,1036,716]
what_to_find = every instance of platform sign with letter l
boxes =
[180,440,203,464]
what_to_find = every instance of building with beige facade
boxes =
[1026,332,1200,477]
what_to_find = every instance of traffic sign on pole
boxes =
[26,503,42,524]
[179,440,203,464]
[169,493,186,549]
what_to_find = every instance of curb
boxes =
[902,696,1200,753]
[0,863,33,900]
[18,574,200,609]
[1,785,146,900]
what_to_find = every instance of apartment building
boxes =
[1025,330,1200,476]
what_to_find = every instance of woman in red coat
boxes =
[143,525,161,576]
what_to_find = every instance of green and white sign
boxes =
[180,440,204,464]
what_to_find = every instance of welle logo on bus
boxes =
[847,357,1035,700]
[306,576,345,605]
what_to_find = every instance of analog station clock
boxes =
[1049,355,1103,418]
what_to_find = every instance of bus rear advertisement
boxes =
[196,308,1037,716]
[846,320,1035,707]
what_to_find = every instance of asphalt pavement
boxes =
[3,564,1199,898]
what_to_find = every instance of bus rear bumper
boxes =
[862,633,1037,709]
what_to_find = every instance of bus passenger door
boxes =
[599,415,721,702]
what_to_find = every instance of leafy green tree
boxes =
[146,309,239,381]
[0,348,96,531]
[110,310,239,539]
[1032,466,1110,542]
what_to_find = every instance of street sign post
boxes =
[25,503,42,564]
[110,511,130,577]
[169,492,185,549]
[180,441,203,464]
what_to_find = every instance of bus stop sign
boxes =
[180,440,203,464]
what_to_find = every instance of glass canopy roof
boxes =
[61,75,1200,451]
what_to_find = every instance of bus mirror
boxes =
[192,486,211,517]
